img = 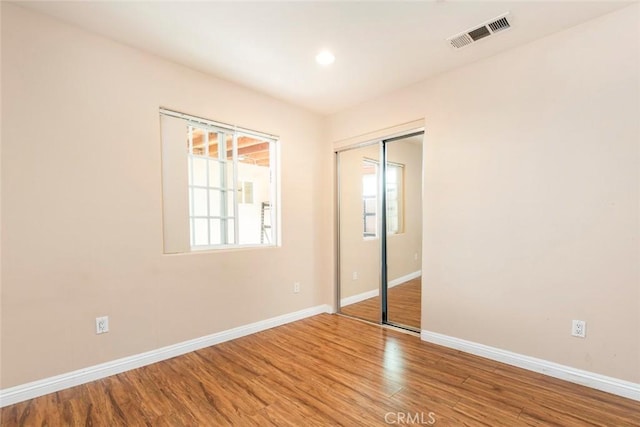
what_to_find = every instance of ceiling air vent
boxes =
[488,16,511,33]
[447,12,512,50]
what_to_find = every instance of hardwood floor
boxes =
[2,314,639,426]
[340,278,421,328]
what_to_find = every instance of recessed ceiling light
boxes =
[315,50,335,66]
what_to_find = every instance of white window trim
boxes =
[160,108,279,251]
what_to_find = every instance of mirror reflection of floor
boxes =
[340,277,421,329]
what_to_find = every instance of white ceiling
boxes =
[16,1,632,115]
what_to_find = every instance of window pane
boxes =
[236,140,271,245]
[386,166,397,184]
[227,191,235,216]
[387,201,398,216]
[362,159,376,174]
[209,189,221,216]
[192,157,207,187]
[237,136,270,166]
[193,218,208,245]
[227,219,235,244]
[364,197,376,214]
[387,184,398,201]
[362,174,377,197]
[193,188,207,216]
[387,217,398,234]
[362,160,379,238]
[209,219,221,245]
[226,161,235,191]
[387,198,399,234]
[207,132,220,159]
[191,128,205,155]
[209,159,221,188]
[387,164,404,234]
[226,134,234,160]
[364,216,377,235]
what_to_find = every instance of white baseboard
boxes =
[0,304,332,408]
[421,329,640,401]
[341,270,421,307]
[340,289,378,307]
[388,270,421,288]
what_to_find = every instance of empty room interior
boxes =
[1,1,639,425]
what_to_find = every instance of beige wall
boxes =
[330,4,640,383]
[160,114,190,253]
[0,3,332,388]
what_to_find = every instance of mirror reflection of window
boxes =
[362,160,378,238]
[361,159,404,239]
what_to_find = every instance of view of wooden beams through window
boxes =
[190,134,270,166]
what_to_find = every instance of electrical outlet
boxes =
[352,272,358,280]
[96,316,109,334]
[571,320,586,338]
[293,282,300,293]
[414,252,419,261]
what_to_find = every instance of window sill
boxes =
[192,243,278,253]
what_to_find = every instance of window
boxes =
[385,162,403,234]
[362,158,404,238]
[160,109,278,252]
[362,160,378,238]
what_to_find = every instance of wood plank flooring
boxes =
[340,278,421,328]
[2,314,639,426]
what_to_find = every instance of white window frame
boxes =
[161,108,278,251]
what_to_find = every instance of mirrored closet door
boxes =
[337,143,382,324]
[385,134,423,329]
[336,131,424,331]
